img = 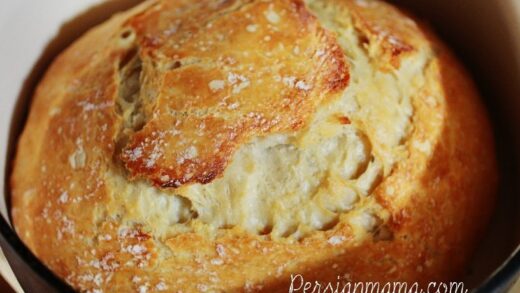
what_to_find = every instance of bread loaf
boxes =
[11,0,497,291]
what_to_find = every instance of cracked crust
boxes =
[120,0,349,187]
[11,0,497,292]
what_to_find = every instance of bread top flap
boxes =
[118,0,349,187]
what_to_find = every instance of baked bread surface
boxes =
[11,0,497,292]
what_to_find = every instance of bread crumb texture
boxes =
[11,0,497,292]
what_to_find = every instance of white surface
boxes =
[0,247,22,293]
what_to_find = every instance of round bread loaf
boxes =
[11,0,497,291]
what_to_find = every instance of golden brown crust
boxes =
[11,0,497,292]
[120,0,349,187]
